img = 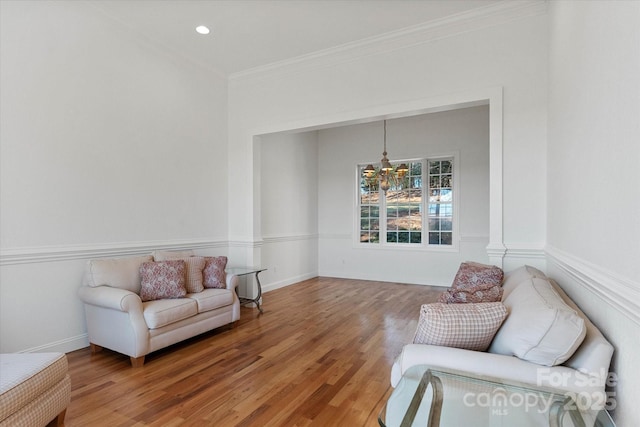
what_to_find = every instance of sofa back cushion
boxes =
[152,249,195,261]
[549,280,614,383]
[502,265,547,299]
[84,255,153,294]
[413,302,507,352]
[489,277,586,366]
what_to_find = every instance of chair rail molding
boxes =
[0,238,228,266]
[262,233,319,244]
[546,245,640,326]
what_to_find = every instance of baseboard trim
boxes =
[0,238,227,266]
[262,272,318,294]
[19,334,89,354]
[546,245,640,326]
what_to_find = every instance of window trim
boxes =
[354,151,459,252]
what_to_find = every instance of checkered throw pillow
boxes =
[413,302,508,351]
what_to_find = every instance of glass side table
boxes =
[379,365,616,427]
[226,267,267,313]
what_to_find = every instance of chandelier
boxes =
[362,120,408,193]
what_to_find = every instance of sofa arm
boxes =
[78,285,143,313]
[226,273,239,291]
[392,344,607,403]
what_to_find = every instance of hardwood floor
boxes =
[65,277,443,426]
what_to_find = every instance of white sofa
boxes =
[77,252,240,367]
[391,266,614,405]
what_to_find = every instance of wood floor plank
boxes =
[65,277,443,426]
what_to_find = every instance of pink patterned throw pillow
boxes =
[439,261,504,304]
[203,256,228,289]
[139,260,187,302]
[451,261,504,291]
[439,286,504,304]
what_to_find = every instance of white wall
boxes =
[546,1,640,424]
[258,131,319,292]
[318,107,490,286]
[0,1,229,352]
[228,3,548,283]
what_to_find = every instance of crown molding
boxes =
[0,238,227,266]
[230,0,547,82]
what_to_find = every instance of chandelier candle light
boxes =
[363,120,408,193]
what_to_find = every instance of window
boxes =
[358,156,455,248]
[427,158,453,245]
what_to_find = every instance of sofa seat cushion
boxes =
[0,352,70,422]
[142,298,198,329]
[187,288,234,313]
[489,277,586,366]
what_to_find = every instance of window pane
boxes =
[441,218,452,231]
[441,161,452,173]
[429,162,440,174]
[440,204,452,216]
[412,162,422,175]
[370,232,380,243]
[361,218,370,229]
[441,175,452,188]
[440,189,452,202]
[410,232,422,243]
[441,232,452,245]
[398,232,410,243]
[360,206,370,217]
[360,232,370,242]
[429,189,439,203]
[371,219,379,230]
[430,176,440,189]
[387,219,397,231]
[429,232,440,244]
[371,206,379,218]
[429,218,440,231]
[387,232,398,242]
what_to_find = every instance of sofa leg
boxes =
[90,343,102,354]
[130,356,145,368]
[46,409,66,427]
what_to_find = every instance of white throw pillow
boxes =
[488,277,586,366]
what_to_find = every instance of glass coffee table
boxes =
[379,365,615,427]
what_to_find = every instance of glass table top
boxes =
[226,267,266,276]
[379,365,615,427]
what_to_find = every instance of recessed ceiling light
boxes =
[195,25,210,35]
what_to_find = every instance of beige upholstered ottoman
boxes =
[0,353,71,427]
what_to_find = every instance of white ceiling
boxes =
[89,0,504,76]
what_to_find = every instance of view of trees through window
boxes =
[359,158,453,246]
